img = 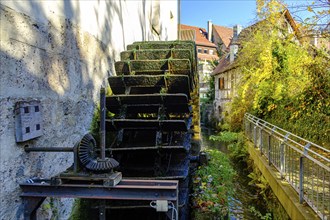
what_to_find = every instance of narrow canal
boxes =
[201,127,270,220]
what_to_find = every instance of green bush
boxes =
[191,149,235,219]
[209,131,248,162]
[209,131,239,143]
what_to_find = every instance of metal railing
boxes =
[244,113,330,220]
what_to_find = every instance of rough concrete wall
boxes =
[1,0,178,59]
[0,6,109,219]
[0,1,178,219]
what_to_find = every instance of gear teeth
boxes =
[77,133,119,171]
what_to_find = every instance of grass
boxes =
[191,149,235,219]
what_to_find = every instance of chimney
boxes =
[230,24,241,63]
[208,20,213,42]
[233,24,242,39]
[229,45,238,63]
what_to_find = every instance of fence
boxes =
[244,113,330,220]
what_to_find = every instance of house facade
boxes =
[208,21,234,55]
[212,25,241,120]
[180,24,218,98]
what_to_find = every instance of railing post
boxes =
[299,156,304,204]
[259,128,263,154]
[253,119,260,148]
[254,125,257,148]
[268,127,276,166]
[249,122,253,139]
[280,142,284,178]
[280,134,289,179]
[268,134,271,165]
[303,143,311,156]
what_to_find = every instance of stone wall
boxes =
[0,1,178,219]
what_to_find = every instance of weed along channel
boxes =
[194,127,290,220]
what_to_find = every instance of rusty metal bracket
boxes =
[22,197,46,220]
[20,179,178,220]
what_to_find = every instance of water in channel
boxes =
[201,127,268,220]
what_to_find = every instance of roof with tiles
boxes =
[212,55,230,75]
[212,25,233,48]
[180,24,217,47]
[212,24,262,76]
[179,29,195,41]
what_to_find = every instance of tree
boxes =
[258,0,330,40]
[227,0,330,146]
[287,0,330,31]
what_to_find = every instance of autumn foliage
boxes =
[227,0,330,147]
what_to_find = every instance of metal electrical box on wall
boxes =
[15,100,43,142]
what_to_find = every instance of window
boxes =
[198,48,202,53]
[218,77,224,90]
[209,50,213,55]
[204,49,208,54]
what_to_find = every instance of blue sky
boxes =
[181,0,258,29]
[181,0,316,30]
